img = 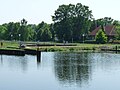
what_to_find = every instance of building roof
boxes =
[89,25,116,36]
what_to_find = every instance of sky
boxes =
[0,0,120,24]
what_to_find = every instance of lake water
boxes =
[0,52,120,90]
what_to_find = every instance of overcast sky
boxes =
[0,0,120,24]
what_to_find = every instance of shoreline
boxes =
[0,45,120,56]
[0,41,119,56]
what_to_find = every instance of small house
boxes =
[89,25,116,41]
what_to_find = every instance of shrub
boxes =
[95,29,108,44]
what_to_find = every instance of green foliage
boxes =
[19,18,28,41]
[5,22,15,40]
[49,24,55,41]
[52,3,93,42]
[116,26,120,40]
[0,25,7,40]
[36,21,52,41]
[13,22,20,40]
[95,29,108,44]
[0,19,53,41]
[27,25,35,41]
[41,28,52,41]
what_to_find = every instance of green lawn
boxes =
[0,41,19,50]
[0,41,120,52]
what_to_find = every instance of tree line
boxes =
[0,3,120,42]
[0,19,53,41]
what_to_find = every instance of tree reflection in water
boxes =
[0,55,3,65]
[54,52,92,87]
[0,55,28,72]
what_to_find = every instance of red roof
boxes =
[89,25,116,36]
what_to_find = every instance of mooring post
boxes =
[116,46,117,53]
[1,42,3,48]
[37,47,41,64]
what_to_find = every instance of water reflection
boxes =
[0,55,3,65]
[91,53,120,71]
[54,52,92,87]
[53,52,120,88]
[0,52,120,90]
[0,55,35,72]
[37,52,41,66]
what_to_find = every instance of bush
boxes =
[95,29,108,44]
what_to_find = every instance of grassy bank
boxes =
[0,41,19,50]
[0,41,120,52]
[36,44,120,52]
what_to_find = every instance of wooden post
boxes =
[37,47,41,64]
[116,46,117,53]
[1,42,3,48]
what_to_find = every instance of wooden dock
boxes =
[0,49,25,56]
[100,46,120,52]
[0,49,41,56]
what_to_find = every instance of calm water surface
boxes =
[0,52,120,90]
